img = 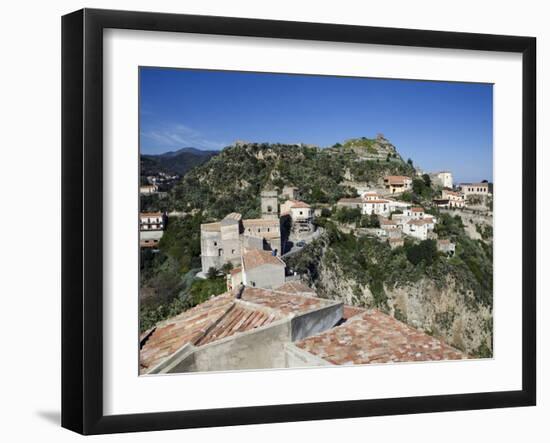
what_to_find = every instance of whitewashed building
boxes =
[361,199,391,216]
[402,219,432,240]
[430,171,453,189]
[139,212,165,248]
[280,200,314,233]
[140,212,165,231]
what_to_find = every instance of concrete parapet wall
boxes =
[167,319,292,372]
[291,302,343,342]
[284,343,333,368]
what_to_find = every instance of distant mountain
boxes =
[155,147,214,158]
[141,147,219,176]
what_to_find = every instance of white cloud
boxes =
[141,123,226,151]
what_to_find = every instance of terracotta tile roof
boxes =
[337,198,363,204]
[140,240,159,248]
[384,175,411,185]
[460,182,488,187]
[241,287,333,316]
[407,219,431,226]
[274,281,317,296]
[288,200,311,209]
[140,284,334,373]
[364,199,390,204]
[140,212,163,217]
[296,309,466,365]
[242,249,285,271]
[411,207,424,212]
[230,266,242,276]
[140,292,234,372]
[443,190,461,197]
[438,239,451,245]
[342,305,366,320]
[195,304,281,346]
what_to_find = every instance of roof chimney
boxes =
[235,283,245,299]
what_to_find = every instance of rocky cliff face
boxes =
[311,252,491,356]
[286,230,493,358]
[328,134,404,163]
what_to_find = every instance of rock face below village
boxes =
[285,229,493,358]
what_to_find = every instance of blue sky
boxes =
[140,67,493,183]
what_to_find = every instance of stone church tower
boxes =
[261,189,279,220]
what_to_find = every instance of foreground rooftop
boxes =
[295,308,465,365]
[140,283,467,374]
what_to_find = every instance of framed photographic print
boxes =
[61,8,536,435]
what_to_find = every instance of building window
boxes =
[267,205,272,213]
[218,249,223,256]
[267,228,270,232]
[214,241,217,246]
[251,281,256,287]
[231,249,235,254]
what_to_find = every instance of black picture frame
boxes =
[61,8,536,435]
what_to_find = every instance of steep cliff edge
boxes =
[284,222,493,357]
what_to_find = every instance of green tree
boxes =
[207,267,218,279]
[422,173,432,187]
[412,178,426,195]
[221,262,234,274]
[406,239,438,266]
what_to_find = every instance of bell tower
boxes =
[261,189,279,220]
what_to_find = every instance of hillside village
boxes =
[139,135,494,372]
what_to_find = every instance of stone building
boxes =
[241,249,286,289]
[281,186,300,200]
[200,191,282,273]
[261,189,279,220]
[458,182,490,197]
